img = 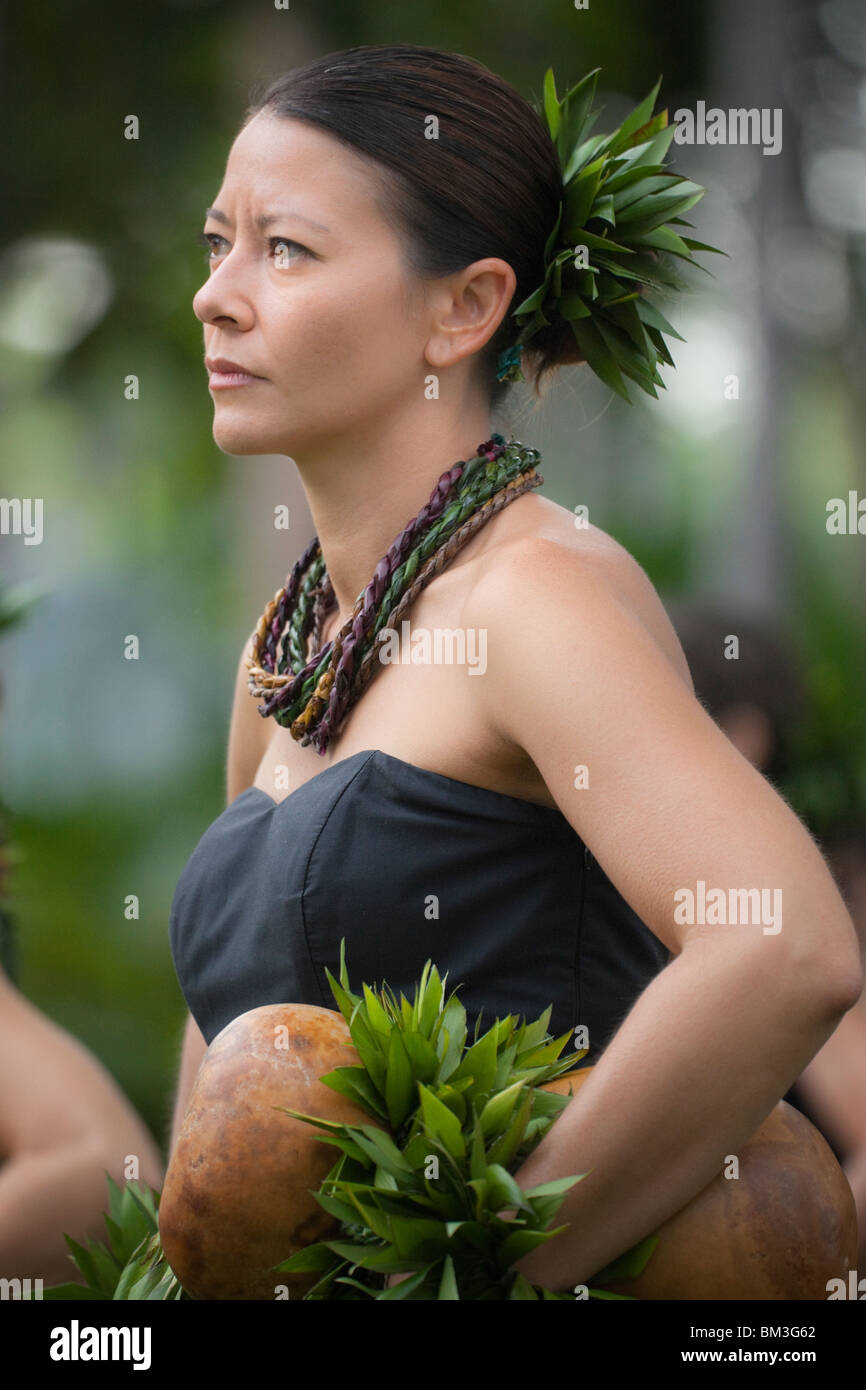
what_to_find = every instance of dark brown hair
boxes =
[243,43,585,408]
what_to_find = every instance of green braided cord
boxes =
[369,452,529,644]
[270,438,539,730]
[281,553,327,673]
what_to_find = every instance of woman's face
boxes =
[193,111,431,457]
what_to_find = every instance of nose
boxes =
[192,255,255,330]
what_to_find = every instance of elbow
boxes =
[793,931,863,1018]
[828,960,864,1014]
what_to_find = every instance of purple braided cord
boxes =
[260,436,508,727]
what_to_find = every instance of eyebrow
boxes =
[204,206,330,234]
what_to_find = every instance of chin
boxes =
[211,419,280,457]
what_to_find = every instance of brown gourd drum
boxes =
[159,1005,857,1300]
[541,1066,858,1299]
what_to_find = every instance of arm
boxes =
[168,637,269,1154]
[0,967,164,1285]
[466,537,862,1290]
[793,993,866,1262]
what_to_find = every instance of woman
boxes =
[168,44,862,1294]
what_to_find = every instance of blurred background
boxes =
[1,0,864,1159]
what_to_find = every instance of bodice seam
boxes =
[294,749,380,1009]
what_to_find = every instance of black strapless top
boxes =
[169,749,670,1060]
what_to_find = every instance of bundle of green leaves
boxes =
[37,943,657,1300]
[499,66,725,401]
[275,943,657,1299]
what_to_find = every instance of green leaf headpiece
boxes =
[496,67,724,401]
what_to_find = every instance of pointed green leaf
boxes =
[571,317,631,401]
[592,1233,660,1284]
[562,133,611,185]
[478,1079,527,1137]
[680,236,726,256]
[630,223,693,257]
[418,1084,466,1160]
[276,1239,337,1273]
[323,964,361,1029]
[555,68,602,168]
[484,1164,529,1214]
[542,68,560,141]
[487,1087,534,1167]
[449,1025,498,1095]
[606,77,663,157]
[590,193,615,226]
[636,296,685,340]
[350,1125,417,1178]
[399,1031,438,1086]
[417,964,444,1033]
[605,163,671,195]
[438,1254,460,1300]
[436,997,467,1080]
[617,192,706,236]
[574,229,634,256]
[542,202,563,263]
[344,1192,394,1241]
[345,1013,387,1092]
[389,1216,451,1260]
[362,982,392,1038]
[435,1082,468,1125]
[469,1117,488,1182]
[318,1065,389,1122]
[561,158,605,237]
[524,1173,590,1199]
[385,1027,416,1129]
[499,1228,560,1265]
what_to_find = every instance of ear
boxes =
[424,258,517,371]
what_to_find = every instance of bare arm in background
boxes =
[0,967,164,1286]
[795,992,866,1262]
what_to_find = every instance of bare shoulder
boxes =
[457,493,863,976]
[462,492,694,694]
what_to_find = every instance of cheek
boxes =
[264,257,424,395]
[311,261,421,357]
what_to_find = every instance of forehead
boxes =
[216,110,390,224]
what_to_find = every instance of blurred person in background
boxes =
[0,587,164,1287]
[0,961,164,1287]
[670,602,866,1263]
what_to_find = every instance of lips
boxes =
[205,355,265,377]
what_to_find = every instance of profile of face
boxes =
[193,112,512,460]
[192,111,430,458]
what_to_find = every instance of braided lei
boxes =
[246,434,542,755]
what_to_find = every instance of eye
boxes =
[195,231,310,267]
[196,230,225,264]
[269,237,309,268]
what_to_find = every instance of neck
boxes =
[292,400,500,621]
